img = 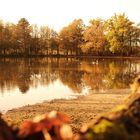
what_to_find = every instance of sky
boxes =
[0,0,139,31]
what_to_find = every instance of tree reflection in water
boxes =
[0,58,139,94]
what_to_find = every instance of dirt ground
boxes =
[2,89,130,132]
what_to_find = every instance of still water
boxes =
[0,58,140,112]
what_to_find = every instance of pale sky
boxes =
[0,0,139,31]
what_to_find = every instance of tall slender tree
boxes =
[16,18,31,56]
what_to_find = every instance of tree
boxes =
[30,24,40,55]
[49,29,59,55]
[59,19,84,56]
[131,24,140,54]
[39,26,51,55]
[0,20,4,55]
[2,23,14,55]
[105,14,134,55]
[59,26,71,55]
[39,26,58,55]
[68,19,84,55]
[16,18,31,56]
[80,18,107,55]
[0,21,15,55]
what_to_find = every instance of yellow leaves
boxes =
[93,119,114,133]
[105,14,135,55]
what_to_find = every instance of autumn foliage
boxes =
[0,14,140,57]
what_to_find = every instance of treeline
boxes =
[0,13,140,57]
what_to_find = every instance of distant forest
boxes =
[0,13,140,57]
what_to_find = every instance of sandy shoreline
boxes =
[3,89,130,132]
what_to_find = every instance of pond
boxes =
[0,58,140,112]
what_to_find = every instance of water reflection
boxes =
[0,58,140,111]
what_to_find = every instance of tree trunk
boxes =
[57,46,59,56]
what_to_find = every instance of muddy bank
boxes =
[3,89,130,132]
